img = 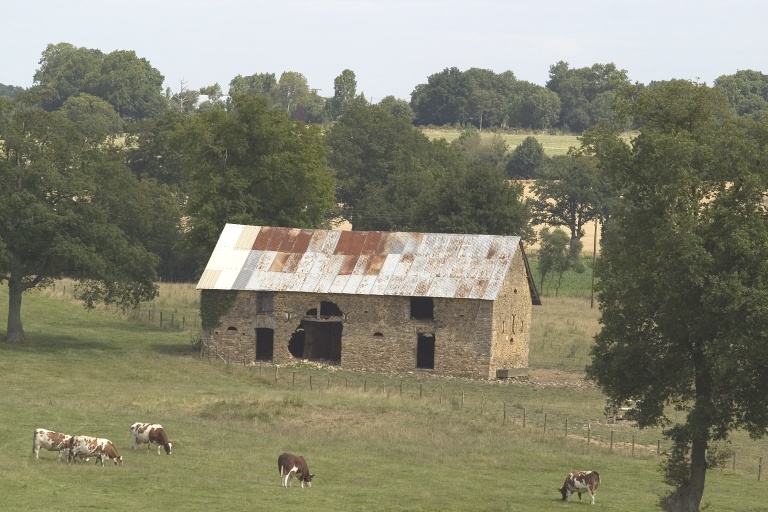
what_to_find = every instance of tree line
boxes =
[4,43,768,130]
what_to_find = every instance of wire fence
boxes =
[208,355,767,483]
[46,282,200,332]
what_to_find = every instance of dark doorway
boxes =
[410,297,434,319]
[288,326,305,358]
[416,333,435,369]
[303,320,342,363]
[295,301,344,364]
[255,328,274,361]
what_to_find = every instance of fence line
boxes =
[45,282,200,332]
[206,355,767,482]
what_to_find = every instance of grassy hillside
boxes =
[0,286,765,511]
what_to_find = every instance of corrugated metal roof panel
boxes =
[196,224,530,300]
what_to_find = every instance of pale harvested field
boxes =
[421,128,580,156]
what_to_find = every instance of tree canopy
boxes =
[171,94,336,258]
[583,80,768,511]
[31,43,166,120]
[527,154,608,244]
[0,96,160,342]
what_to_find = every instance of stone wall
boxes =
[201,260,532,379]
[488,249,533,378]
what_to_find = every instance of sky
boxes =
[4,0,767,102]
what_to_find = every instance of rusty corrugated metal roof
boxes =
[196,224,530,300]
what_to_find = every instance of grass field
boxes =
[1,285,766,511]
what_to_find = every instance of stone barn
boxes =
[196,224,541,379]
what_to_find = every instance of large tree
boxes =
[583,80,768,511]
[546,61,631,132]
[172,95,335,258]
[714,69,768,121]
[31,43,166,120]
[527,154,607,245]
[326,103,444,230]
[413,159,534,239]
[0,97,159,343]
[326,69,358,120]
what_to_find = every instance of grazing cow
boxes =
[278,453,314,488]
[130,422,172,455]
[68,435,123,466]
[32,428,88,462]
[559,470,600,505]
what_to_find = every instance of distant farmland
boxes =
[421,128,581,156]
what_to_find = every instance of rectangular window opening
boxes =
[410,296,434,320]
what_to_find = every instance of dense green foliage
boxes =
[326,104,533,238]
[200,289,239,330]
[528,154,611,243]
[31,42,167,120]
[0,96,160,342]
[584,80,768,511]
[171,95,336,259]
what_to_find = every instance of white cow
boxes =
[68,435,123,466]
[559,470,601,505]
[32,428,88,462]
[130,422,172,455]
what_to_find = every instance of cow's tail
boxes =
[594,471,600,483]
[31,430,36,455]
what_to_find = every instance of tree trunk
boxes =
[663,439,707,512]
[5,276,26,343]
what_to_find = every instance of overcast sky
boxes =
[4,0,767,101]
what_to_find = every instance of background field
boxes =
[1,281,767,511]
[422,128,581,157]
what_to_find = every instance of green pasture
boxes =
[1,286,766,511]
[421,128,580,156]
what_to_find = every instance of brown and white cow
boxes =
[130,422,172,455]
[32,428,88,462]
[68,435,123,466]
[559,470,600,505]
[278,452,314,488]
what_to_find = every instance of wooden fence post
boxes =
[588,424,591,446]
[543,413,547,435]
[610,431,614,451]
[292,372,295,387]
[503,402,506,424]
[759,457,763,482]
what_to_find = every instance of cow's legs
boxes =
[590,490,596,505]
[281,468,291,487]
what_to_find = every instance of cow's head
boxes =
[164,442,173,455]
[559,485,568,500]
[301,473,314,488]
